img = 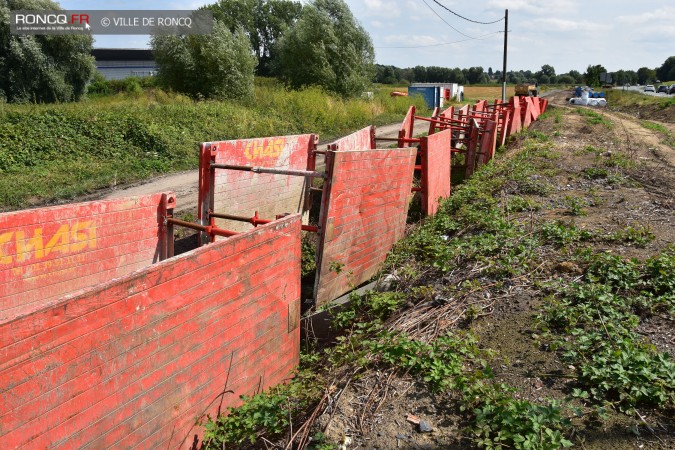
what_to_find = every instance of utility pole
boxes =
[501,9,508,102]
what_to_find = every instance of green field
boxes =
[0,79,428,211]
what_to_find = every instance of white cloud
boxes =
[537,18,612,33]
[487,0,579,15]
[362,0,402,18]
[617,7,675,24]
[382,34,447,46]
[364,0,385,9]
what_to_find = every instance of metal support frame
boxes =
[210,211,318,233]
[210,163,326,179]
[374,136,420,144]
[198,135,326,243]
[167,217,238,243]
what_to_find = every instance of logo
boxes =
[244,138,286,160]
[0,221,97,266]
[14,13,89,27]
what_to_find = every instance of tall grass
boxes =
[606,89,675,109]
[0,79,428,210]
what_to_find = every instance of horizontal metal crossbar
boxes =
[166,217,238,238]
[210,163,326,178]
[210,211,318,233]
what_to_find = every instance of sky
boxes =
[59,0,675,74]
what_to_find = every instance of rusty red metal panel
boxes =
[507,96,522,135]
[0,214,301,449]
[499,108,511,146]
[520,98,533,128]
[329,126,375,151]
[0,193,174,322]
[428,106,440,135]
[440,105,454,120]
[479,119,499,165]
[457,104,469,119]
[197,134,317,238]
[530,97,541,119]
[313,148,416,306]
[540,98,549,114]
[474,100,487,112]
[398,106,416,148]
[464,119,480,178]
[420,129,452,216]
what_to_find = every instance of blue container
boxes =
[408,86,440,108]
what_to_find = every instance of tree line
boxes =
[375,58,675,87]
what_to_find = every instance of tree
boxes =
[534,66,552,84]
[584,64,607,87]
[276,0,374,97]
[536,74,551,85]
[463,66,485,84]
[412,66,427,83]
[204,0,302,76]
[540,64,556,78]
[568,70,582,83]
[152,21,257,100]
[557,74,575,85]
[0,0,95,103]
[612,69,637,85]
[507,71,525,83]
[656,56,675,82]
[637,66,657,85]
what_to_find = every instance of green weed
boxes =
[368,332,574,449]
[301,235,317,277]
[582,167,608,179]
[577,145,603,155]
[541,221,593,247]
[539,250,675,411]
[640,120,668,134]
[506,195,540,212]
[640,120,675,148]
[202,374,321,447]
[576,108,613,128]
[598,152,634,169]
[604,225,655,248]
[562,196,588,216]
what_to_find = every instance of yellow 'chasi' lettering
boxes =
[244,138,285,160]
[0,221,97,266]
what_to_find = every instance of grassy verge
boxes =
[640,120,675,148]
[0,79,428,211]
[606,89,675,110]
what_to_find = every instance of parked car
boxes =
[644,85,655,92]
[670,85,675,95]
[657,85,669,93]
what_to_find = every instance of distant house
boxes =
[91,48,156,80]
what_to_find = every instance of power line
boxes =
[431,0,504,25]
[375,31,502,49]
[419,0,477,39]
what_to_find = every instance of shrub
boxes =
[276,0,375,97]
[152,20,256,100]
